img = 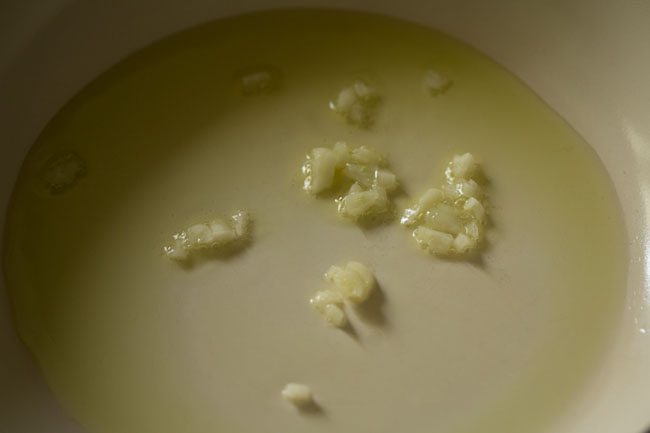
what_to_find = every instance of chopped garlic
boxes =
[310,289,347,327]
[351,145,385,166]
[186,223,216,247]
[238,66,280,94]
[334,88,357,112]
[402,153,489,256]
[332,141,351,163]
[450,153,478,179]
[325,261,375,304]
[40,152,86,194]
[310,289,345,307]
[417,188,445,210]
[164,210,252,261]
[342,163,373,187]
[443,179,481,200]
[231,210,251,238]
[301,142,399,222]
[400,208,420,228]
[163,233,189,261]
[348,182,364,194]
[465,220,481,240]
[353,80,377,99]
[453,233,476,254]
[337,188,388,220]
[281,383,313,407]
[322,303,347,327]
[463,197,485,223]
[423,70,452,95]
[400,188,445,227]
[310,261,376,327]
[374,169,398,192]
[329,80,381,127]
[208,220,238,244]
[413,226,454,254]
[304,147,338,194]
[424,203,463,235]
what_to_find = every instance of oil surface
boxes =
[2,10,627,433]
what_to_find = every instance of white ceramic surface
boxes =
[1,1,649,432]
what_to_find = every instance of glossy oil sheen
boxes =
[2,10,627,433]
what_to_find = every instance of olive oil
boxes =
[3,10,626,433]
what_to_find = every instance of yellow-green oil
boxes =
[2,10,627,433]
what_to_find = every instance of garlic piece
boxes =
[413,226,454,255]
[337,188,388,220]
[164,210,252,261]
[423,70,453,96]
[281,383,313,407]
[329,80,381,128]
[304,147,338,194]
[402,153,488,257]
[310,290,347,327]
[325,261,375,304]
[310,261,376,327]
[238,66,280,94]
[40,152,86,194]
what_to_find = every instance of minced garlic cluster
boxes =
[310,261,376,327]
[401,153,487,255]
[329,80,381,128]
[164,210,252,261]
[302,142,398,221]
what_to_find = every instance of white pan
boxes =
[1,1,649,432]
